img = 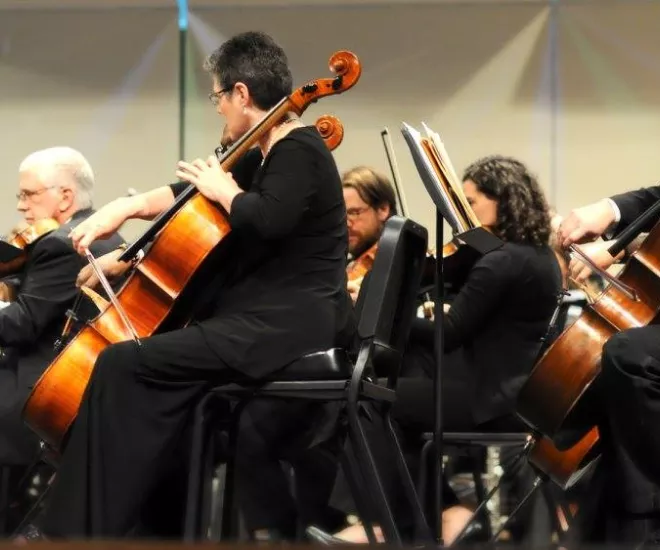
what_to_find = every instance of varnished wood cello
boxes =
[517,206,660,487]
[23,52,361,452]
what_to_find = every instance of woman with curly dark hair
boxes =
[462,155,551,247]
[320,155,563,545]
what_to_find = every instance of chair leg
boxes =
[340,437,381,544]
[450,439,533,547]
[417,439,433,513]
[219,400,250,541]
[346,401,401,545]
[184,392,215,542]
[197,425,217,540]
[383,412,433,543]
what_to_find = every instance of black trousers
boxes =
[572,326,660,544]
[234,398,343,537]
[40,325,242,539]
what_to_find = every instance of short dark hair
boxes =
[204,31,293,110]
[463,155,551,247]
[342,166,397,216]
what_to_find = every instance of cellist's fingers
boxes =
[76,264,100,289]
[575,265,593,283]
[568,256,583,281]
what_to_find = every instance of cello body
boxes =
[517,221,660,464]
[24,197,231,449]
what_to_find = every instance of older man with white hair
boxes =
[0,147,123,534]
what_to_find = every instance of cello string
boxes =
[84,249,142,345]
[569,244,638,302]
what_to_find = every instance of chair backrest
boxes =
[357,216,428,382]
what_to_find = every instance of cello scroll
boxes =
[290,51,362,112]
[315,115,344,152]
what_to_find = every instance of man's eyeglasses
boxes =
[346,206,371,219]
[16,186,56,201]
[208,86,233,106]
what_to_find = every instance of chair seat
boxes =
[441,432,530,447]
[264,347,353,381]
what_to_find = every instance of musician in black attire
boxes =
[0,147,123,534]
[306,156,562,544]
[559,185,660,545]
[22,31,354,541]
[228,166,397,542]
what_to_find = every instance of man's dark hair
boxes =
[204,31,293,110]
[342,166,397,216]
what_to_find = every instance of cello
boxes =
[23,51,361,452]
[515,208,660,487]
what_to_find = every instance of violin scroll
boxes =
[289,50,361,113]
[315,115,344,152]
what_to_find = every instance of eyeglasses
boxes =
[16,186,56,201]
[208,86,233,106]
[346,206,371,219]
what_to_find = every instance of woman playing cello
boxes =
[23,31,356,541]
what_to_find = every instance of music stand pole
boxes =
[433,208,444,545]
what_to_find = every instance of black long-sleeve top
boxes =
[408,242,562,424]
[170,127,355,378]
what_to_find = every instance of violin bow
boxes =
[381,128,408,217]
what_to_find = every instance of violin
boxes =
[346,242,378,283]
[23,51,362,451]
[0,218,60,277]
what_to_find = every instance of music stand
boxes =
[401,123,502,544]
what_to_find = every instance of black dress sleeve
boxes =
[229,139,316,239]
[409,248,516,352]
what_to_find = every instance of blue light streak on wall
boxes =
[178,0,188,30]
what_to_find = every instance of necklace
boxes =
[262,118,299,163]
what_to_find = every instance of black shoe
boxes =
[306,525,358,545]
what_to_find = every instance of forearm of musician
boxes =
[128,187,177,220]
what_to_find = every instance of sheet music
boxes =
[400,123,464,234]
[422,122,461,186]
